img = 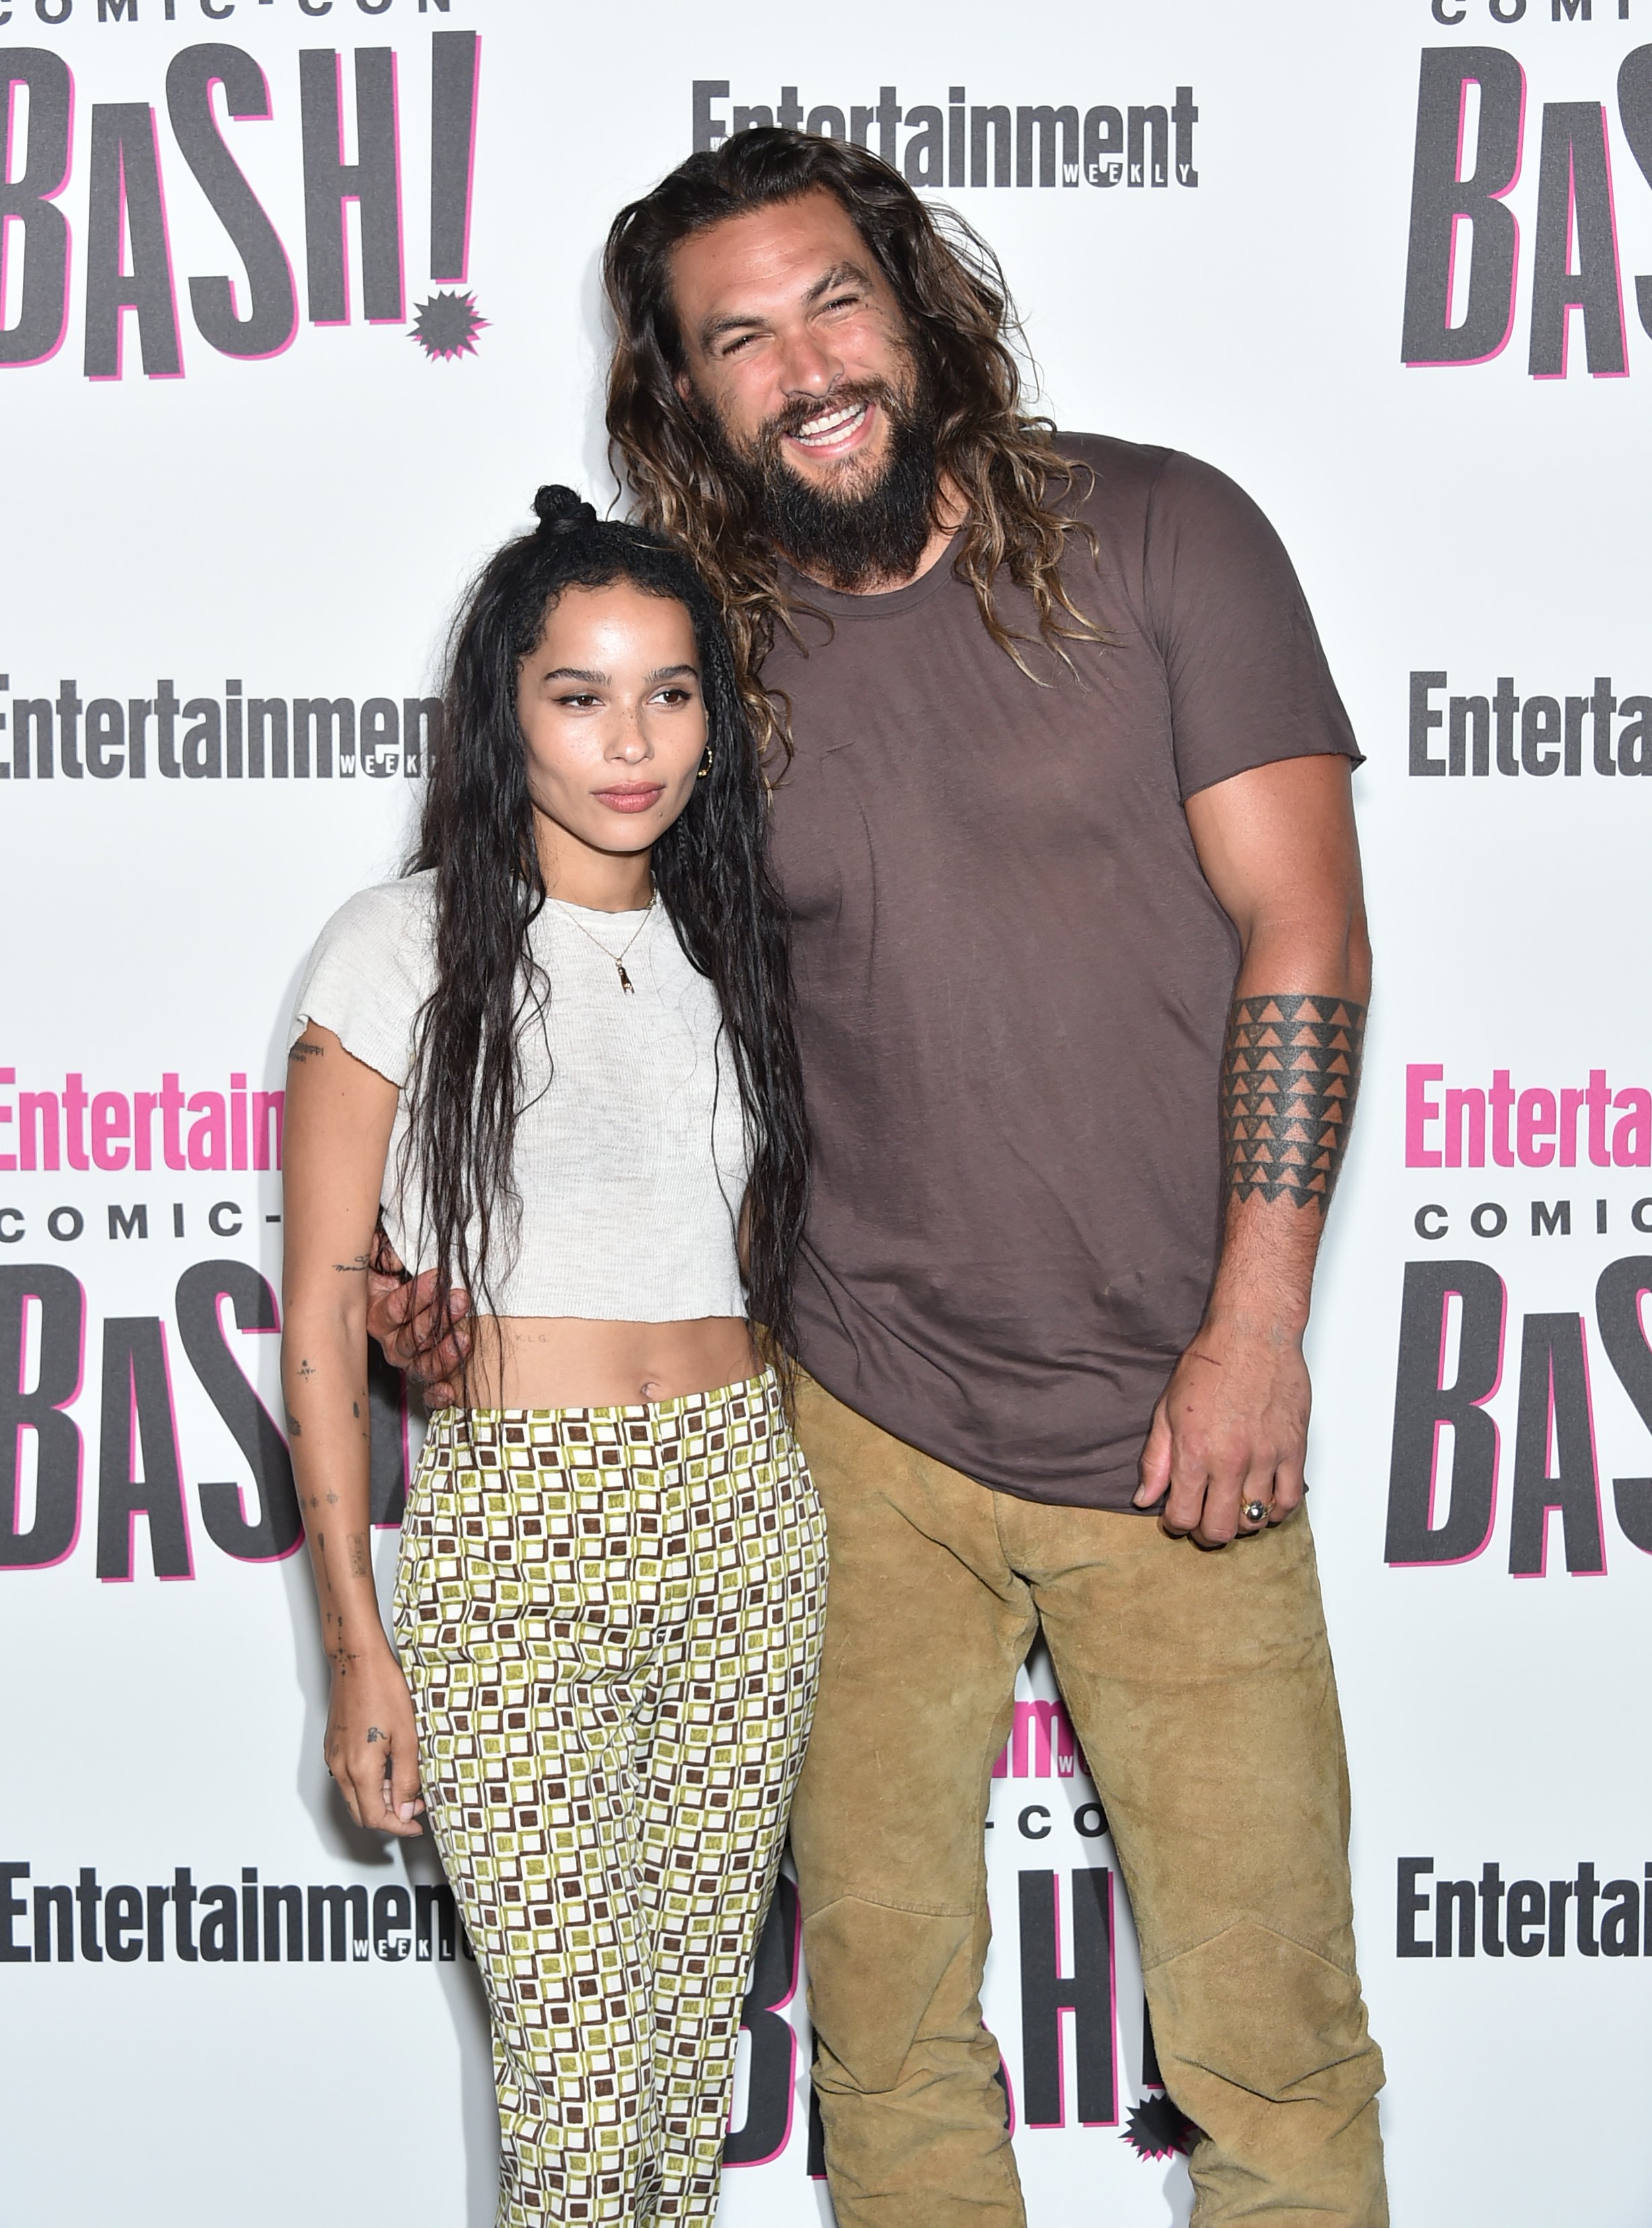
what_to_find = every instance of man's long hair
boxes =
[405,487,809,1376]
[603,128,1098,753]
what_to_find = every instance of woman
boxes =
[280,486,825,2225]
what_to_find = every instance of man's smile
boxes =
[786,398,875,456]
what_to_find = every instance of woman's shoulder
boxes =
[291,872,435,1080]
[309,870,436,967]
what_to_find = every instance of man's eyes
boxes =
[716,295,866,358]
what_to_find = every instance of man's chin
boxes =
[774,443,893,507]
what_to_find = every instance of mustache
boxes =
[751,378,911,466]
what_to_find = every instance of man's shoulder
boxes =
[1050,432,1242,521]
[1050,429,1170,482]
[1051,430,1171,507]
[1052,435,1289,572]
[1049,434,1180,556]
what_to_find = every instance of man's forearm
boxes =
[1145,753,1370,1536]
[1207,988,1368,1333]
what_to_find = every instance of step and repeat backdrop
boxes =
[4,1,1651,2221]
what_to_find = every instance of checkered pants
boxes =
[394,1372,826,2226]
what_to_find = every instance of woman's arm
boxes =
[281,1023,424,1839]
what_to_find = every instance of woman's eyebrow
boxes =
[543,666,608,684]
[644,664,700,683]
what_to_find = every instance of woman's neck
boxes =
[535,821,653,912]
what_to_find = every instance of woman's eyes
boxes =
[552,688,696,709]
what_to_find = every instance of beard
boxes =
[694,369,940,593]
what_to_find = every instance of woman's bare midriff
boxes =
[456,1314,760,1411]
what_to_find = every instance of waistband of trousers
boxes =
[422,1368,783,1453]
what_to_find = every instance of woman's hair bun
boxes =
[531,484,597,536]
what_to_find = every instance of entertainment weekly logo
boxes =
[1402,44,1652,379]
[1409,672,1652,778]
[0,673,441,781]
[1,1859,472,1968]
[693,80,1200,192]
[0,30,484,377]
[0,1064,283,1176]
[1404,1064,1651,1171]
[1396,1855,1652,1964]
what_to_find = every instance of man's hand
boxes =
[365,1233,470,1407]
[1135,1314,1310,1547]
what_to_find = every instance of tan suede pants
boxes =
[788,1373,1386,2228]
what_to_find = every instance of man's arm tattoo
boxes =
[1222,993,1366,1212]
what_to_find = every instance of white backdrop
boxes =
[5,3,1652,2221]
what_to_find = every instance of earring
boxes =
[697,749,714,780]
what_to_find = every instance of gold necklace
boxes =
[551,894,656,994]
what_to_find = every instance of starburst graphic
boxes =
[410,290,488,362]
[1122,2091,1199,2162]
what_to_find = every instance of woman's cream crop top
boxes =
[289,874,751,1321]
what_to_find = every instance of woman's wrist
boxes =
[324,1610,397,1667]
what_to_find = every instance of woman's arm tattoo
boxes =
[1222,993,1367,1212]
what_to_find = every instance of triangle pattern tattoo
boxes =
[1222,993,1367,1210]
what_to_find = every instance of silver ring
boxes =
[1242,1499,1269,1526]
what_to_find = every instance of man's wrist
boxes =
[1196,1297,1309,1345]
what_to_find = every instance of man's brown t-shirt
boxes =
[762,436,1360,1510]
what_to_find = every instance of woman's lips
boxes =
[594,784,666,813]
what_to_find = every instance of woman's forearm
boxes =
[278,1023,420,1835]
[283,1304,387,1669]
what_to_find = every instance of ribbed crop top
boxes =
[288,873,751,1321]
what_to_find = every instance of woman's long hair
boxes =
[403,486,809,1376]
[603,127,1098,755]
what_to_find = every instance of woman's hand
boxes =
[324,1644,426,1839]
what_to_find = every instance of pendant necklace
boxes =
[552,894,656,994]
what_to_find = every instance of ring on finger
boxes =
[1242,1498,1270,1526]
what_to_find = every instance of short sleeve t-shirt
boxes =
[289,875,750,1322]
[761,435,1360,1510]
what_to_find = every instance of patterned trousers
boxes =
[394,1372,826,2227]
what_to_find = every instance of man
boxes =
[373,130,1385,2226]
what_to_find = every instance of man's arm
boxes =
[1133,753,1370,1546]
